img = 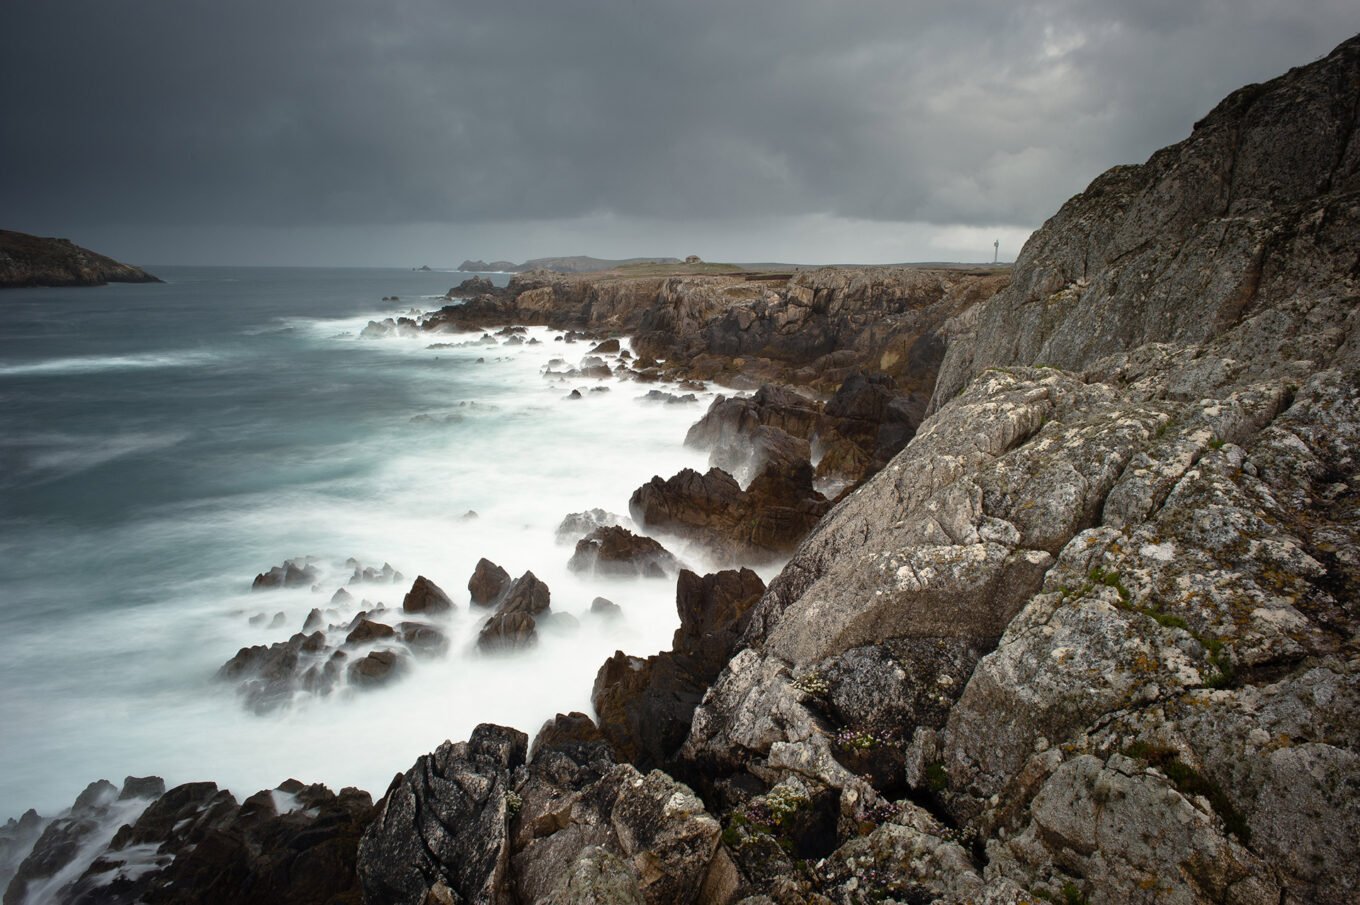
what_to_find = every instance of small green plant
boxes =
[1201,636,1237,688]
[1088,566,1132,605]
[924,761,949,793]
[1208,436,1226,449]
[1060,881,1089,905]
[503,789,523,816]
[791,670,829,697]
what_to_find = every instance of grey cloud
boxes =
[2,0,1357,256]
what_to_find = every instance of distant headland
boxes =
[458,255,682,274]
[0,229,161,289]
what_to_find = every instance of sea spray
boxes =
[0,269,775,819]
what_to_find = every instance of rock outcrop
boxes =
[675,34,1360,904]
[2,776,370,905]
[592,568,766,771]
[0,230,161,289]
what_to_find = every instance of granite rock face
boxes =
[677,34,1360,905]
[0,229,161,289]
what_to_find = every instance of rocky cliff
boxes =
[0,230,160,289]
[5,34,1359,905]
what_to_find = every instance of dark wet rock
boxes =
[344,618,396,646]
[118,776,166,801]
[358,724,527,905]
[349,561,404,586]
[813,371,921,486]
[398,621,449,655]
[401,575,454,615]
[478,611,538,651]
[641,389,698,404]
[566,388,582,399]
[302,607,324,632]
[267,611,286,629]
[348,649,403,686]
[3,780,126,905]
[568,526,679,578]
[592,568,765,771]
[452,275,498,296]
[251,559,318,591]
[57,779,373,905]
[499,571,551,617]
[468,557,511,606]
[588,338,621,354]
[686,385,822,450]
[591,596,622,617]
[0,809,46,897]
[555,508,626,544]
[330,587,354,605]
[629,462,830,563]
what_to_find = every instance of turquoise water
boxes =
[0,267,722,817]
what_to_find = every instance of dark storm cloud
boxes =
[2,0,1357,242]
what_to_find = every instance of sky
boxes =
[2,1,1358,267]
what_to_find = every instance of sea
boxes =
[0,266,740,820]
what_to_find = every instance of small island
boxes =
[0,229,161,289]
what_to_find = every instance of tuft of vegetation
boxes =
[924,761,949,793]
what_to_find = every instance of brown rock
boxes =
[468,557,510,606]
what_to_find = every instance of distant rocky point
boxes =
[458,255,682,274]
[0,229,160,289]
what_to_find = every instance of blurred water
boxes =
[0,267,740,817]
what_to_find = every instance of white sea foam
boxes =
[0,351,220,377]
[0,316,774,818]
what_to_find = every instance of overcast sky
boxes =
[2,1,1357,267]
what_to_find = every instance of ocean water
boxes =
[0,266,738,819]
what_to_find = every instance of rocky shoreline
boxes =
[0,230,160,289]
[5,34,1360,905]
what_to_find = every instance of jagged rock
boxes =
[57,779,373,905]
[499,571,551,616]
[469,557,511,606]
[398,621,450,655]
[358,724,527,905]
[402,575,454,614]
[813,372,921,486]
[555,509,626,544]
[479,612,538,651]
[567,526,678,578]
[684,385,821,482]
[588,339,621,354]
[251,559,318,591]
[629,463,829,562]
[0,808,47,897]
[348,649,403,686]
[592,569,765,770]
[678,36,1360,905]
[345,618,396,646]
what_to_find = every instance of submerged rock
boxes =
[250,558,318,591]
